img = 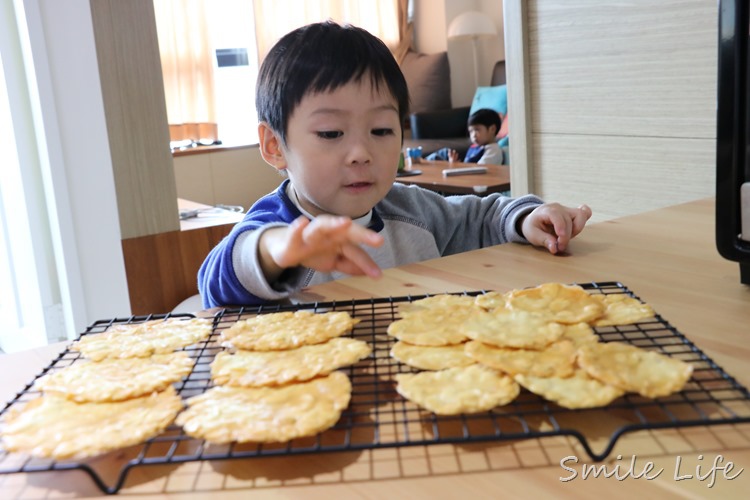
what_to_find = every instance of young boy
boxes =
[198,21,592,308]
[427,108,504,164]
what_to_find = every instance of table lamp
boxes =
[447,11,498,88]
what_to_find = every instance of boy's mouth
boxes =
[344,181,374,193]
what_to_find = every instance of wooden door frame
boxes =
[503,0,533,195]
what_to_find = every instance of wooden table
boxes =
[2,198,750,498]
[395,160,510,195]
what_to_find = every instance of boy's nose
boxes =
[346,138,373,165]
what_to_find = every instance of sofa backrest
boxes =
[400,50,452,114]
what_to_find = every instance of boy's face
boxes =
[273,78,402,219]
[468,124,497,146]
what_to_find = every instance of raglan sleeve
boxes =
[477,143,504,165]
[197,211,309,309]
[384,184,543,256]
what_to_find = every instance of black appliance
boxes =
[717,0,750,284]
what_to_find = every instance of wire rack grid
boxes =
[1,281,750,494]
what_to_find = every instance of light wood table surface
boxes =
[2,197,750,498]
[395,160,510,195]
[177,198,244,232]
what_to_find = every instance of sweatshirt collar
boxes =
[277,179,384,232]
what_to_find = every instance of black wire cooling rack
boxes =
[1,281,750,494]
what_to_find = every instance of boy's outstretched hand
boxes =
[259,215,385,282]
[520,203,592,254]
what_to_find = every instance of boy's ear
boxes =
[258,122,287,171]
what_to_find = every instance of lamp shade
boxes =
[447,11,497,40]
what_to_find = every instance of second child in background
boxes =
[426,108,504,165]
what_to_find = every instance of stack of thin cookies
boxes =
[0,318,213,460]
[176,310,370,444]
[389,283,693,414]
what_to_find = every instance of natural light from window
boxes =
[208,0,259,147]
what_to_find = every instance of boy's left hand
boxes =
[520,203,592,254]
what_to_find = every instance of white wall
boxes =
[413,0,447,53]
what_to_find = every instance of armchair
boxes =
[404,60,507,157]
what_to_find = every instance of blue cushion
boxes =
[469,85,507,117]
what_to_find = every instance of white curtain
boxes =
[253,0,411,63]
[154,0,218,142]
[154,0,412,143]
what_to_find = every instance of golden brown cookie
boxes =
[395,365,519,415]
[461,308,565,349]
[71,318,212,361]
[507,283,605,325]
[577,342,693,398]
[176,371,352,443]
[591,294,656,326]
[397,294,478,317]
[1,387,183,460]
[390,341,475,371]
[474,291,509,311]
[221,311,359,351]
[560,322,599,346]
[211,337,371,387]
[514,371,625,409]
[386,307,476,346]
[34,352,194,402]
[464,339,577,378]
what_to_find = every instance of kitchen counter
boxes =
[1,197,749,498]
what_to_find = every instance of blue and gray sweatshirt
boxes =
[198,179,543,308]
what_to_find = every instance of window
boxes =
[207,0,259,147]
[0,45,65,352]
[156,0,408,150]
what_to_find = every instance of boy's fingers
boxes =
[340,243,382,278]
[345,223,385,248]
[301,216,351,244]
[287,216,309,242]
[523,225,557,254]
[539,210,571,253]
[571,205,592,236]
[528,204,591,254]
[303,216,384,249]
[553,214,573,252]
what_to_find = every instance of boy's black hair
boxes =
[256,21,410,145]
[467,108,501,133]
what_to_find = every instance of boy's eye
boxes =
[372,128,394,136]
[317,131,343,139]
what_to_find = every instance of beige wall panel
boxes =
[174,155,215,206]
[528,0,717,138]
[90,0,178,238]
[532,134,715,222]
[209,147,284,210]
